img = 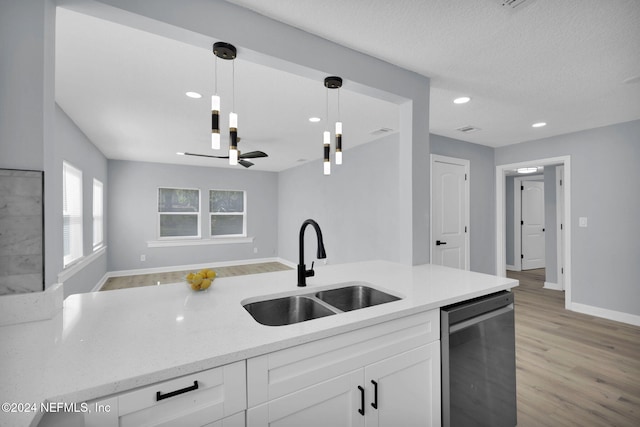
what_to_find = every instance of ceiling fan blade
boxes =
[238,160,254,168]
[239,151,268,159]
[182,152,229,159]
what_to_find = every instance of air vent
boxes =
[494,0,535,10]
[456,125,482,133]
[370,127,393,136]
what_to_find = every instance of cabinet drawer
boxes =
[248,309,438,407]
[86,360,246,427]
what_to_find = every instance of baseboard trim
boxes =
[506,264,518,272]
[570,302,640,327]
[543,281,563,291]
[92,273,110,292]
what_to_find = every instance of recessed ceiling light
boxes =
[453,97,471,104]
[185,91,202,99]
[532,122,547,128]
[308,117,321,123]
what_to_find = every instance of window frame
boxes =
[63,161,83,267]
[209,189,247,238]
[92,178,104,251]
[157,187,201,240]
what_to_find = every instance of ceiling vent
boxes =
[370,127,394,136]
[494,0,536,10]
[456,125,482,133]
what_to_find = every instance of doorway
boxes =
[496,156,572,309]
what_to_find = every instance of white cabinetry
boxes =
[85,360,246,427]
[246,310,440,427]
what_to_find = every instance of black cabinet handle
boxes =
[358,385,365,415]
[436,240,447,246]
[156,380,199,401]
[371,380,378,409]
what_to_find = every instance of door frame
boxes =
[430,154,470,270]
[512,175,544,271]
[496,156,572,309]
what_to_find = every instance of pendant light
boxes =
[324,76,343,174]
[212,42,238,162]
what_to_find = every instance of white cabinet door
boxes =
[247,370,365,427]
[364,343,441,427]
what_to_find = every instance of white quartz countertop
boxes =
[0,260,517,427]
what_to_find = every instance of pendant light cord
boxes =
[232,59,236,112]
[214,56,218,95]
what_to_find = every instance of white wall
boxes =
[278,134,401,266]
[55,104,108,296]
[496,119,640,318]
[108,160,278,272]
[430,134,496,274]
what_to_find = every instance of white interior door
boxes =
[521,181,545,270]
[431,155,469,270]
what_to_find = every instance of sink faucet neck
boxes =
[298,219,327,287]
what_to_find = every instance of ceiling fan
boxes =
[180,139,268,168]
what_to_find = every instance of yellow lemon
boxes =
[192,273,204,285]
[206,270,216,279]
[190,282,201,291]
[201,278,212,290]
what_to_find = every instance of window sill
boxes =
[147,237,254,248]
[59,246,107,283]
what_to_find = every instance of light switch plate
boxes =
[579,217,588,227]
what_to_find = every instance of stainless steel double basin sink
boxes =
[243,283,401,326]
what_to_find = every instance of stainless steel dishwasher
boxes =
[441,291,517,427]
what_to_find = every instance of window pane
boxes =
[211,215,244,236]
[63,162,83,266]
[160,214,198,237]
[158,188,199,212]
[93,179,103,248]
[210,190,244,213]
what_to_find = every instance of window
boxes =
[63,162,83,267]
[209,190,246,237]
[93,179,104,250]
[158,188,200,238]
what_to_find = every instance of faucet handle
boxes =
[305,261,315,278]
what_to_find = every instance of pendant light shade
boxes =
[323,131,331,175]
[229,112,238,165]
[323,76,343,174]
[211,95,220,149]
[335,121,343,165]
[212,41,238,161]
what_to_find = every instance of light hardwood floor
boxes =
[509,268,640,426]
[99,262,292,291]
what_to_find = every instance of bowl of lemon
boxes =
[186,268,216,291]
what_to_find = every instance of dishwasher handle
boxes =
[449,303,513,333]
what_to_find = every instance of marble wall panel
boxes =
[0,169,44,295]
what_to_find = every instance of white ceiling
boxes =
[227,0,640,146]
[56,1,640,172]
[55,8,399,172]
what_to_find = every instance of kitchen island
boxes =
[0,260,517,427]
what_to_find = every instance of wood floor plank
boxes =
[509,269,640,427]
